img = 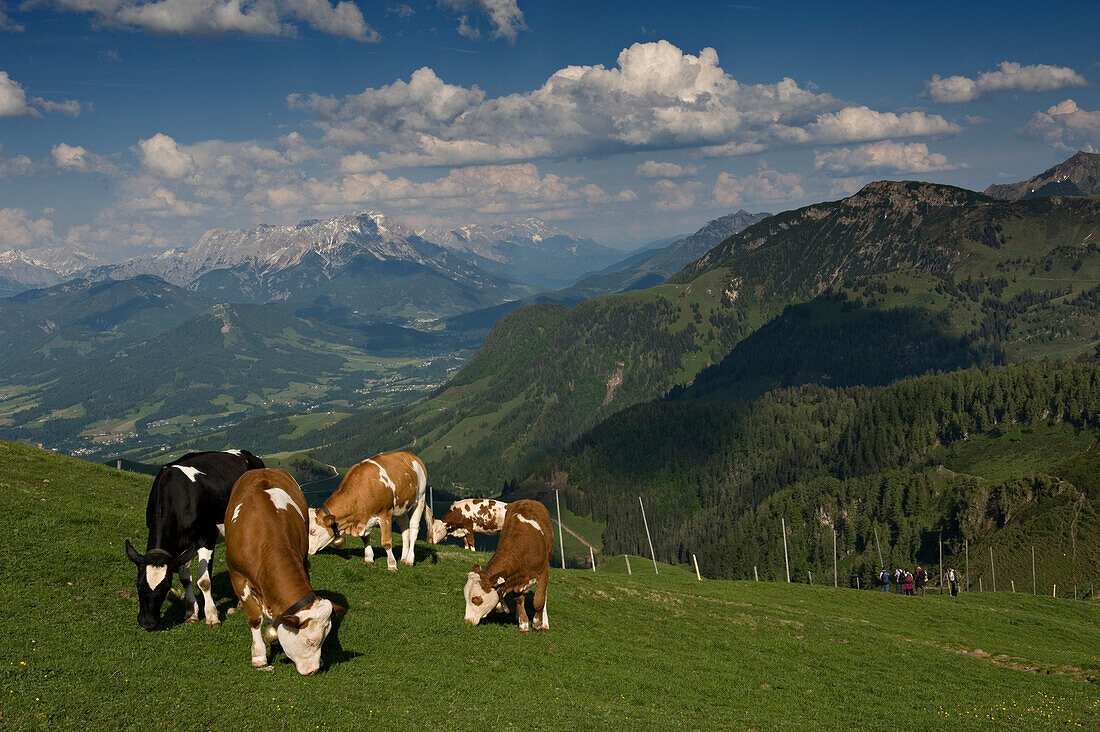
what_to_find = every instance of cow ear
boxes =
[124,539,144,565]
[471,564,481,573]
[174,545,198,568]
[279,614,304,630]
[331,603,347,616]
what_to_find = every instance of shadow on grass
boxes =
[322,541,439,565]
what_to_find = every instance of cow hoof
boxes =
[363,558,374,565]
[539,627,550,634]
[205,618,221,627]
[252,664,274,672]
[519,623,530,632]
[387,564,398,572]
[184,615,198,624]
[401,560,414,567]
[226,607,237,615]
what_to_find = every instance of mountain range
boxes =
[985,150,1100,199]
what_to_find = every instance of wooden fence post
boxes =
[693,554,702,581]
[639,497,658,575]
[782,518,790,583]
[555,490,565,570]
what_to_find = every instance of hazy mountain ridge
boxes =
[0,247,104,297]
[985,151,1100,200]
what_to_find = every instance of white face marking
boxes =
[277,599,335,676]
[223,449,243,456]
[463,572,498,625]
[145,564,168,588]
[429,518,448,544]
[174,465,205,482]
[306,508,335,555]
[515,514,544,534]
[265,488,304,520]
[232,504,243,522]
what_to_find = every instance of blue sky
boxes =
[1,0,1098,259]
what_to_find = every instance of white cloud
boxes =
[32,97,85,116]
[713,167,804,206]
[0,7,24,31]
[1021,99,1100,152]
[42,0,377,41]
[814,141,957,175]
[51,143,116,174]
[635,160,698,179]
[0,208,55,247]
[0,70,33,117]
[650,179,701,211]
[127,186,208,217]
[294,41,958,171]
[138,133,196,179]
[801,106,960,144]
[0,153,38,178]
[925,61,1087,103]
[440,0,526,43]
[387,4,414,20]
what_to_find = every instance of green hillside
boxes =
[311,182,1100,493]
[532,361,1100,587]
[2,441,1099,730]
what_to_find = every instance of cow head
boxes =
[306,508,345,555]
[428,518,450,544]
[124,539,197,630]
[463,564,503,625]
[274,597,346,675]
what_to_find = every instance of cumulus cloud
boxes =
[41,0,378,41]
[293,41,957,171]
[0,71,33,117]
[650,179,701,211]
[32,97,85,116]
[0,208,55,247]
[925,61,1087,103]
[814,141,958,175]
[635,160,698,179]
[1021,99,1100,152]
[713,167,804,206]
[138,133,196,179]
[51,143,116,174]
[439,0,526,43]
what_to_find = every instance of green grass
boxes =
[2,440,1099,730]
[929,423,1097,482]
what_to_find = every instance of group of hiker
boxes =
[878,565,962,596]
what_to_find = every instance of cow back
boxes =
[326,451,425,527]
[145,449,265,553]
[225,469,311,607]
[489,500,553,585]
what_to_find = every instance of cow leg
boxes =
[533,574,549,632]
[363,529,375,564]
[514,591,530,632]
[463,530,476,551]
[379,512,398,571]
[177,560,200,623]
[396,512,413,566]
[402,499,424,566]
[229,572,268,669]
[195,544,220,627]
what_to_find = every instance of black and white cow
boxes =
[124,449,264,630]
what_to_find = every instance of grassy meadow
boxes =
[2,440,1099,730]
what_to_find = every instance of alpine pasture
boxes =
[1,440,1098,730]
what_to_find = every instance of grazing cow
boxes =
[429,498,508,550]
[224,468,346,675]
[124,449,264,630]
[463,499,552,632]
[307,451,432,571]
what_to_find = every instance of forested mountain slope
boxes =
[531,361,1100,585]
[314,182,1100,492]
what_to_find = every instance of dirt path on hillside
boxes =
[552,518,598,553]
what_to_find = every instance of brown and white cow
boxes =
[429,498,508,549]
[306,451,431,571]
[463,499,552,632]
[224,469,346,675]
